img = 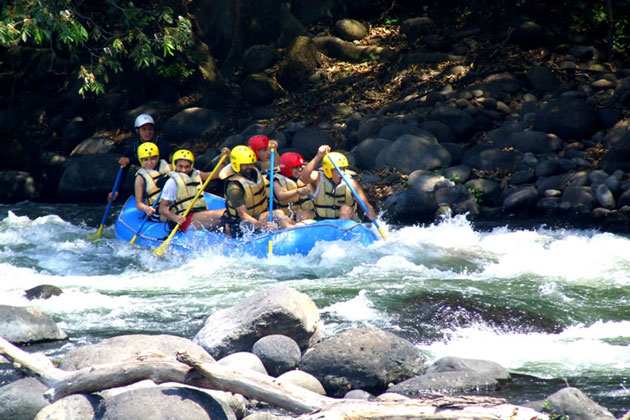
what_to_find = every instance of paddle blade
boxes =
[376,226,387,240]
[268,239,273,256]
[129,234,138,244]
[88,225,105,241]
[152,241,169,257]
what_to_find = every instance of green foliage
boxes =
[0,1,195,96]
[465,185,484,204]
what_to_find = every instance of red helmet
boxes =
[279,152,305,177]
[247,135,270,158]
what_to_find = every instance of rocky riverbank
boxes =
[0,285,622,420]
[3,17,630,233]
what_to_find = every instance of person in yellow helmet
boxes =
[159,149,226,231]
[299,145,376,221]
[134,142,172,221]
[219,145,290,237]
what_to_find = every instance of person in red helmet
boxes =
[247,134,279,172]
[273,152,315,222]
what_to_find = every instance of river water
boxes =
[1,201,629,416]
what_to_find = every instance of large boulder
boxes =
[277,36,319,91]
[35,394,103,420]
[0,305,67,344]
[194,286,321,359]
[60,334,213,370]
[298,328,426,397]
[57,153,134,202]
[533,96,600,140]
[251,334,302,376]
[0,378,50,420]
[0,170,40,203]
[163,107,225,144]
[387,370,500,396]
[543,387,615,420]
[375,132,451,174]
[94,386,236,420]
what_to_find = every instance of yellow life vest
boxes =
[167,169,207,215]
[225,170,268,219]
[273,173,314,214]
[313,169,356,219]
[136,159,170,206]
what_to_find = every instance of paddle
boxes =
[153,154,227,257]
[89,165,125,240]
[328,157,387,240]
[268,148,275,256]
[129,190,163,244]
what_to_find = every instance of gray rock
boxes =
[387,371,499,396]
[241,73,282,105]
[343,389,373,400]
[298,328,426,397]
[0,378,49,420]
[595,184,615,209]
[333,19,368,41]
[35,394,102,420]
[444,165,471,183]
[510,21,549,49]
[24,285,62,301]
[375,133,451,174]
[277,36,319,91]
[533,96,600,140]
[496,131,564,154]
[252,334,301,376]
[544,387,615,420]
[561,187,595,213]
[463,146,522,171]
[0,305,67,344]
[71,135,115,156]
[277,370,326,395]
[430,107,477,139]
[464,178,502,205]
[400,17,436,44]
[243,44,276,73]
[95,386,236,420]
[61,116,89,155]
[352,137,392,170]
[382,189,439,225]
[218,352,267,375]
[0,170,40,203]
[526,65,560,93]
[163,107,225,144]
[503,186,538,211]
[510,169,535,185]
[377,122,423,140]
[426,356,510,381]
[194,286,321,359]
[57,153,134,202]
[291,126,335,159]
[408,170,448,193]
[61,334,212,370]
[419,120,456,143]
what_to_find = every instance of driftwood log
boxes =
[0,336,548,420]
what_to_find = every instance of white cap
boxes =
[134,114,155,128]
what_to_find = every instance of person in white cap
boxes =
[119,114,171,167]
[108,113,172,201]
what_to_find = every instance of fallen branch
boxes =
[1,337,547,419]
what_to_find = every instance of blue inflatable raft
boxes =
[114,193,379,257]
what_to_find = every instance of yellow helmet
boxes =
[230,145,257,172]
[137,142,159,161]
[172,149,195,168]
[322,152,349,178]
